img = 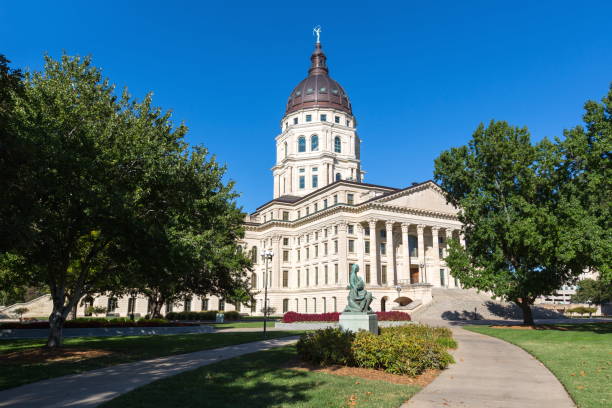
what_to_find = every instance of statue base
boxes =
[339,312,378,335]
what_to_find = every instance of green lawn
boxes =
[466,323,612,408]
[101,345,420,408]
[0,331,300,390]
[209,321,268,329]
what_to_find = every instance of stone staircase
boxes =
[411,288,562,325]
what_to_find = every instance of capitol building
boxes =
[241,39,464,316]
[3,39,465,319]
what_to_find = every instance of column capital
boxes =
[417,224,426,233]
[368,218,377,225]
[431,226,440,234]
[338,222,348,232]
[400,223,410,232]
[385,220,395,229]
[446,228,453,238]
[271,235,281,243]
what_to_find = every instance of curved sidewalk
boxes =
[0,335,299,408]
[402,328,575,408]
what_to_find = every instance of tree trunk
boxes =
[517,299,535,325]
[149,295,165,319]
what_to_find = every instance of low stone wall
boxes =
[0,325,215,339]
[274,320,414,331]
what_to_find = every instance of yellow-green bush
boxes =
[297,324,456,377]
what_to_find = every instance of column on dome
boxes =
[368,219,379,285]
[385,221,395,286]
[287,166,293,194]
[417,225,425,283]
[431,227,440,286]
[338,222,348,284]
[272,235,281,288]
[401,223,410,284]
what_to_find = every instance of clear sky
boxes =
[2,1,611,212]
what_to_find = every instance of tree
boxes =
[434,120,597,325]
[0,54,250,346]
[572,278,612,306]
[13,307,29,322]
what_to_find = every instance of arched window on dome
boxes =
[311,135,319,151]
[298,136,306,153]
[334,136,341,153]
[335,173,342,181]
[284,141,288,157]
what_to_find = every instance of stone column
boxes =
[417,225,425,283]
[368,219,379,285]
[357,223,365,281]
[338,222,348,285]
[385,221,395,286]
[271,235,281,288]
[431,227,440,287]
[401,223,410,284]
[287,166,293,194]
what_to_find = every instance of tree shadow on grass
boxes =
[551,322,612,334]
[440,310,484,321]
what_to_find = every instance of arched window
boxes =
[251,273,257,289]
[311,134,319,151]
[298,136,306,152]
[335,173,341,181]
[284,141,288,157]
[251,246,258,263]
[334,136,341,153]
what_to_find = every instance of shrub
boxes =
[0,318,195,329]
[223,311,241,321]
[166,310,221,321]
[282,311,411,323]
[566,306,597,316]
[296,324,455,377]
[297,328,355,366]
[376,311,411,321]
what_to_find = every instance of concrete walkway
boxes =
[402,328,575,408]
[0,336,299,408]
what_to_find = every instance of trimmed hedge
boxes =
[297,324,455,377]
[165,310,241,321]
[0,318,194,329]
[282,311,411,323]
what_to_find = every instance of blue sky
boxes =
[2,1,611,212]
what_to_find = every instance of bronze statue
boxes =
[344,264,373,313]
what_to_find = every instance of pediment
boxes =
[377,182,458,214]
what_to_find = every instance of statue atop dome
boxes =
[313,25,321,44]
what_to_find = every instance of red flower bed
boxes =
[282,311,411,323]
[0,318,196,330]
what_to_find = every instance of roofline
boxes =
[251,179,399,214]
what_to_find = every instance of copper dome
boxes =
[285,43,352,116]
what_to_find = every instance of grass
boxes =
[209,321,267,329]
[466,323,612,408]
[101,345,420,408]
[0,330,301,390]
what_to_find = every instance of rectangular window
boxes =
[320,114,327,121]
[334,225,338,234]
[365,240,370,254]
[315,245,319,258]
[439,247,444,258]
[297,249,301,261]
[307,234,310,243]
[306,114,312,122]
[380,229,386,239]
[299,168,305,173]
[283,237,289,246]
[347,193,354,204]
[312,175,318,188]
[365,264,371,284]
[306,268,310,286]
[299,176,305,189]
[365,227,370,236]
[324,228,328,237]
[348,239,355,253]
[380,242,386,255]
[201,298,209,311]
[128,297,136,315]
[297,210,301,218]
[346,120,350,127]
[315,231,319,240]
[334,240,338,254]
[335,115,340,123]
[165,300,173,313]
[314,202,318,212]
[323,199,328,208]
[440,269,446,287]
[283,299,289,313]
[293,117,298,125]
[306,207,310,215]
[315,267,319,285]
[297,269,301,287]
[348,224,354,234]
[283,250,289,262]
[219,299,225,311]
[324,265,329,284]
[283,270,289,287]
[381,265,387,284]
[282,211,289,221]
[334,264,339,283]
[324,242,328,255]
[409,235,418,257]
[183,297,191,312]
[334,194,338,204]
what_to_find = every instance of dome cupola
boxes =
[285,42,352,115]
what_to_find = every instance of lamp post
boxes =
[261,249,274,337]
[419,262,427,283]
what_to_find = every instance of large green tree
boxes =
[434,120,601,324]
[0,55,249,346]
[571,278,612,306]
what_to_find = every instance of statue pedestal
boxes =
[339,312,378,335]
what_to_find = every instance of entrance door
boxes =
[440,269,445,287]
[410,267,419,284]
[381,297,387,312]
